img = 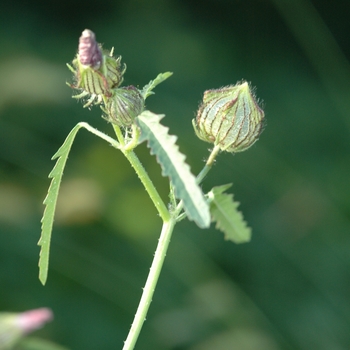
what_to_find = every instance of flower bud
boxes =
[78,29,103,69]
[105,86,144,126]
[193,82,264,152]
[69,29,126,98]
[0,308,53,349]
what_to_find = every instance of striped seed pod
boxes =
[193,82,264,152]
[105,86,144,127]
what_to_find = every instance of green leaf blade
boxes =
[38,123,83,285]
[137,111,210,228]
[209,184,251,243]
[141,72,173,100]
[38,122,119,285]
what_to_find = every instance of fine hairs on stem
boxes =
[38,29,265,349]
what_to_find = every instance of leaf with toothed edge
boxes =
[38,123,84,285]
[208,184,251,243]
[141,72,173,100]
[137,111,210,228]
[38,121,119,285]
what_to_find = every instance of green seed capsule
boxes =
[193,82,264,152]
[105,86,144,127]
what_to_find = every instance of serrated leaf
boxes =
[141,72,173,99]
[137,111,210,228]
[208,184,251,243]
[38,123,83,285]
[38,122,119,285]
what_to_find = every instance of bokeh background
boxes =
[1,0,350,349]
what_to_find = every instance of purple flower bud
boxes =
[78,29,103,69]
[68,30,126,99]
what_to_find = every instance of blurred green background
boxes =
[1,0,350,349]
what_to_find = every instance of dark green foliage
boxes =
[1,1,350,349]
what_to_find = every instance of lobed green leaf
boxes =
[208,184,251,243]
[141,72,173,99]
[137,111,210,228]
[38,123,84,285]
[38,122,120,285]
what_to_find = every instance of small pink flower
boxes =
[0,308,53,348]
[16,308,53,334]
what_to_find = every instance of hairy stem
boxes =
[196,144,221,184]
[122,149,170,222]
[113,124,125,147]
[122,218,176,350]
[78,122,120,149]
[112,124,170,222]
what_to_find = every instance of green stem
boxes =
[120,138,220,349]
[111,124,169,222]
[113,124,125,146]
[124,124,141,151]
[122,218,176,350]
[196,144,221,184]
[78,122,120,149]
[122,149,170,222]
[78,123,168,221]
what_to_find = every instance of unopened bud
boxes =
[69,29,126,98]
[78,29,102,69]
[0,308,53,349]
[193,82,264,152]
[105,86,144,126]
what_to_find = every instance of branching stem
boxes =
[122,149,170,222]
[121,146,220,349]
[112,125,170,223]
